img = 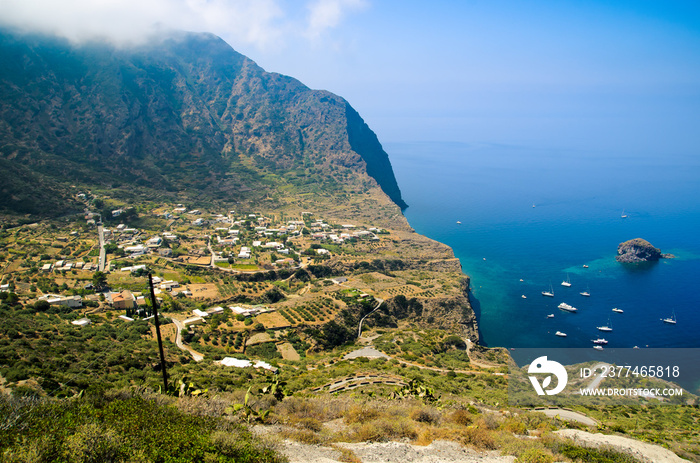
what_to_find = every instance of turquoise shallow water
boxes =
[387,142,700,350]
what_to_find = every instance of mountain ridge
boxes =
[0,29,407,215]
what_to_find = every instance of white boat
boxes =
[580,288,590,297]
[558,302,578,312]
[521,295,527,299]
[582,264,589,268]
[546,314,554,318]
[456,221,461,224]
[592,338,608,344]
[621,209,628,218]
[542,283,554,297]
[561,274,571,287]
[593,345,604,350]
[662,310,677,324]
[597,318,613,332]
[555,331,567,337]
[612,308,623,313]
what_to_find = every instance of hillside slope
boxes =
[0,29,407,215]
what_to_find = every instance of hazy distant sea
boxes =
[387,142,700,350]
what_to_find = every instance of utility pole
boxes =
[148,273,168,392]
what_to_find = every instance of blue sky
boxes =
[3,0,700,152]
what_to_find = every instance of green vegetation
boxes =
[0,392,285,463]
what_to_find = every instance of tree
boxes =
[33,300,51,312]
[92,271,108,290]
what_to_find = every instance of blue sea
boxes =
[387,141,700,350]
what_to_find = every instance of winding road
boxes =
[169,317,204,362]
[357,298,384,338]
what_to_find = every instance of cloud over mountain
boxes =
[0,0,366,48]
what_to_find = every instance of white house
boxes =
[238,246,251,259]
[183,317,204,326]
[42,294,83,308]
[71,318,92,327]
[207,306,225,315]
[146,236,162,247]
[193,309,209,318]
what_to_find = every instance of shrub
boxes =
[410,407,441,425]
[450,408,475,426]
[517,448,555,463]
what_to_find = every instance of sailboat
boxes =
[542,283,554,297]
[597,318,613,332]
[621,209,628,218]
[580,285,590,297]
[561,274,572,287]
[661,310,677,324]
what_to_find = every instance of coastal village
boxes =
[0,192,465,372]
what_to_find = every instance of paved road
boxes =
[585,363,612,391]
[169,317,204,362]
[97,224,106,272]
[357,298,384,338]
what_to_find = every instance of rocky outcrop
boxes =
[616,238,674,263]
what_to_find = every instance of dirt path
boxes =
[465,338,501,369]
[533,408,598,426]
[281,440,516,463]
[279,431,688,463]
[555,429,690,462]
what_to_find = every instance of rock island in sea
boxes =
[615,238,675,263]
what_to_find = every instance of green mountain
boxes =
[0,29,407,216]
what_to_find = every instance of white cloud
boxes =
[0,0,365,49]
[305,0,368,39]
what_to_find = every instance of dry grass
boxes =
[329,444,362,463]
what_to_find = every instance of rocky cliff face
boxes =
[0,30,406,214]
[616,238,673,263]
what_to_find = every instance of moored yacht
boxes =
[558,302,578,312]
[592,338,608,344]
[555,331,567,337]
[597,319,613,332]
[612,308,623,313]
